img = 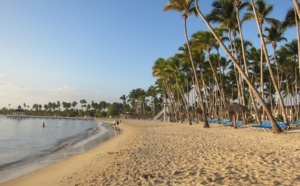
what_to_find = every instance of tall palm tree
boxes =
[152,57,176,121]
[249,0,289,127]
[120,94,128,114]
[207,0,249,106]
[194,0,283,133]
[233,0,261,124]
[264,21,287,89]
[80,99,87,110]
[167,55,193,124]
[283,7,300,75]
[71,101,77,109]
[147,85,160,115]
[244,0,276,120]
[278,41,299,120]
[164,0,209,127]
[191,31,226,108]
[293,0,300,19]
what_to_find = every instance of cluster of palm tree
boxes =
[119,86,164,119]
[1,100,110,118]
[153,0,300,133]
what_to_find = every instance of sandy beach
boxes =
[2,119,300,186]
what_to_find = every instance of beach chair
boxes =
[207,118,218,123]
[293,120,300,127]
[223,120,243,128]
[249,120,272,131]
[237,120,243,127]
[250,121,288,131]
[220,119,230,124]
[277,121,290,131]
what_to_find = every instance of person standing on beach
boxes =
[229,111,237,128]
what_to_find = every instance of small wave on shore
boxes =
[0,121,115,184]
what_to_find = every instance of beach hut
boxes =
[220,103,249,128]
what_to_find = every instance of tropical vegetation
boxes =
[153,0,300,133]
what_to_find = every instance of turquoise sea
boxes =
[0,115,116,183]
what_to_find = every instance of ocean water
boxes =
[0,115,116,183]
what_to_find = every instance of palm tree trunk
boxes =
[250,0,289,126]
[293,0,300,20]
[207,51,226,107]
[295,6,300,78]
[235,4,261,124]
[232,35,245,105]
[183,16,209,128]
[175,75,191,124]
[260,47,265,120]
[195,0,282,133]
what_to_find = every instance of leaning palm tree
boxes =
[293,0,300,19]
[244,0,276,120]
[233,0,261,124]
[249,0,289,127]
[194,0,283,133]
[164,0,209,127]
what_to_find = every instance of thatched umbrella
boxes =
[220,103,249,128]
[221,103,249,114]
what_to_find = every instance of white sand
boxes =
[2,119,300,186]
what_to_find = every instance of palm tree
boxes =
[264,21,287,88]
[278,40,299,120]
[164,0,209,127]
[283,7,300,75]
[194,0,283,133]
[244,0,276,119]
[167,55,193,123]
[293,0,300,20]
[99,101,108,111]
[152,57,177,121]
[147,85,159,115]
[80,99,87,110]
[207,0,249,106]
[128,88,146,116]
[233,0,261,124]
[191,31,226,108]
[249,0,289,127]
[72,101,77,109]
[120,94,128,114]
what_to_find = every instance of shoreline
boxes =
[2,119,300,185]
[0,120,122,186]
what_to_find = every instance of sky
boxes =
[0,0,295,109]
